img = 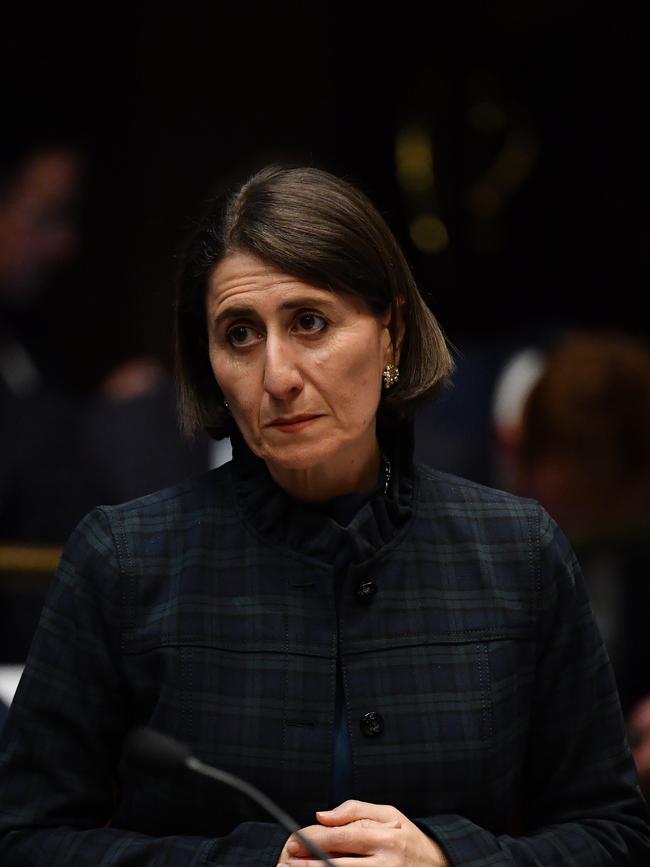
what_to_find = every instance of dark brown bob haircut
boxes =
[176,165,453,439]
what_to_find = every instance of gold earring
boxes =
[382,363,400,390]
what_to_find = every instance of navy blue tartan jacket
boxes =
[1,434,649,866]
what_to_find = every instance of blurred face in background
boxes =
[0,149,80,304]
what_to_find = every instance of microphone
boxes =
[124,726,335,867]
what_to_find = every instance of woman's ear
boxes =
[380,299,406,366]
[390,298,406,365]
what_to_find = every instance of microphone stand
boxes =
[126,727,336,867]
[185,755,335,866]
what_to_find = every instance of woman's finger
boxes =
[287,819,400,858]
[282,859,380,867]
[285,821,401,859]
[316,799,401,826]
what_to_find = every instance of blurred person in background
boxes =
[78,353,210,508]
[0,141,94,669]
[0,146,80,313]
[507,333,650,792]
[0,142,210,538]
[0,142,208,668]
[0,142,89,544]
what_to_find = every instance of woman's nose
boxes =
[263,337,303,399]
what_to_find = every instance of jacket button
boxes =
[355,578,377,602]
[360,711,384,737]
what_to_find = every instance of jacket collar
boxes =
[230,424,415,566]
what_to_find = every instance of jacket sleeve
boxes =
[0,508,288,866]
[416,507,650,865]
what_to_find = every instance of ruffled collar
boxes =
[231,425,415,566]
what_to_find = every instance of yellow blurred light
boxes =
[409,214,449,254]
[395,126,434,193]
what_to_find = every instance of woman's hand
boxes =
[277,799,450,866]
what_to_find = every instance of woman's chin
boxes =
[262,444,335,473]
[245,426,376,479]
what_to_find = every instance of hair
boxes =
[519,333,650,487]
[175,165,454,438]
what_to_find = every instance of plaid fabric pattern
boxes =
[0,457,649,865]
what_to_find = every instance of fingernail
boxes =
[316,809,331,816]
[287,841,300,854]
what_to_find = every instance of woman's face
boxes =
[206,251,397,492]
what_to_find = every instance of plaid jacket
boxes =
[1,442,649,866]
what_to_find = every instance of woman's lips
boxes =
[267,414,322,432]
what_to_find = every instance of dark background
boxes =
[3,1,648,393]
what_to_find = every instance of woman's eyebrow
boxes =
[213,295,334,325]
[213,305,254,325]
[278,294,334,311]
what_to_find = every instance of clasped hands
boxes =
[277,799,449,866]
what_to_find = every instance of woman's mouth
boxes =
[267,414,322,432]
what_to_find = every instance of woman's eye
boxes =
[295,313,327,334]
[226,325,261,347]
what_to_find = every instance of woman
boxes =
[0,166,648,865]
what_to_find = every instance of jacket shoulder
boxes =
[415,462,540,516]
[412,462,565,563]
[96,463,235,528]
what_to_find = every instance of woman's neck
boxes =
[266,438,382,503]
